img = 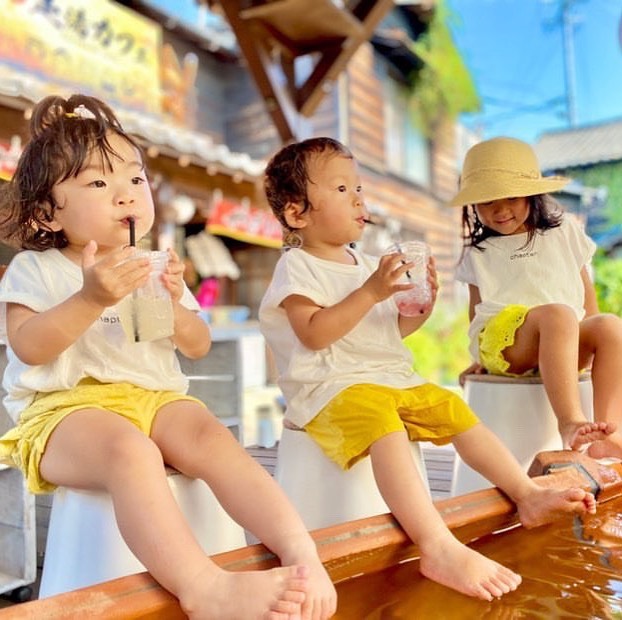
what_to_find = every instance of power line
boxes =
[542,0,587,127]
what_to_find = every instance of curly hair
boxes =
[263,137,353,242]
[461,194,563,252]
[0,94,143,250]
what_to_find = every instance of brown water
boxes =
[334,501,622,619]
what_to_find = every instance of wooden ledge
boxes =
[465,372,592,385]
[2,450,621,619]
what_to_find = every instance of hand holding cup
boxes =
[384,241,432,316]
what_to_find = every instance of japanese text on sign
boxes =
[0,0,162,114]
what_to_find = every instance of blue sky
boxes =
[446,0,622,144]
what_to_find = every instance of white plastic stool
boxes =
[275,427,429,531]
[39,468,247,598]
[451,373,594,497]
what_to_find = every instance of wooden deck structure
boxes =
[1,450,619,618]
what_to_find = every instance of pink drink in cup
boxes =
[385,241,432,316]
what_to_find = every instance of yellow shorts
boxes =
[0,379,203,494]
[304,382,479,470]
[478,304,534,376]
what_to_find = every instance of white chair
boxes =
[38,468,247,598]
[275,426,429,531]
[451,373,594,497]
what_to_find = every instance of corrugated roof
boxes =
[534,117,622,172]
[0,66,265,179]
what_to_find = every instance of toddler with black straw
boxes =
[0,94,336,619]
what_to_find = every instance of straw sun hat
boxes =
[449,137,570,207]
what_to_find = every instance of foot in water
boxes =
[180,564,310,620]
[418,533,521,601]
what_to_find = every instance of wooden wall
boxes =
[343,43,462,299]
[0,29,464,308]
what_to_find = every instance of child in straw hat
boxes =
[453,136,622,458]
[260,136,598,604]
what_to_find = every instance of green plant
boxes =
[566,162,622,226]
[403,303,471,385]
[408,0,480,135]
[593,252,622,315]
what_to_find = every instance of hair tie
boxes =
[65,104,96,120]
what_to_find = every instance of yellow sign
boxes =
[0,0,162,114]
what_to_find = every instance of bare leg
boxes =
[152,401,337,620]
[453,423,596,528]
[40,409,313,620]
[579,314,622,459]
[504,304,613,449]
[369,431,521,601]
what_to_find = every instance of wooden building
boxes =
[140,0,468,310]
[0,0,471,315]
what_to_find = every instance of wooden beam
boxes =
[239,0,364,46]
[218,0,395,142]
[297,0,395,116]
[219,0,304,143]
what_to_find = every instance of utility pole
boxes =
[561,0,579,127]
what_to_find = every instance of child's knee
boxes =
[592,312,622,339]
[530,303,577,327]
[109,431,163,470]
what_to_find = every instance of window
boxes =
[384,77,430,187]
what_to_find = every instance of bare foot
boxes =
[587,430,622,460]
[276,535,337,619]
[516,486,596,529]
[300,557,337,620]
[560,420,615,451]
[180,564,309,620]
[418,533,521,601]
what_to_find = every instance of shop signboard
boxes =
[0,0,162,114]
[207,199,283,249]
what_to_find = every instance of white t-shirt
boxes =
[0,249,200,421]
[259,247,425,428]
[455,216,597,361]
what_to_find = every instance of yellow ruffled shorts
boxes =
[305,382,479,470]
[478,304,532,376]
[0,379,202,494]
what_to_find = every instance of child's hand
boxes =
[363,253,415,302]
[459,362,486,387]
[427,255,439,307]
[162,248,186,303]
[80,241,150,307]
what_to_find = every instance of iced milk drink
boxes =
[384,241,432,316]
[121,251,174,342]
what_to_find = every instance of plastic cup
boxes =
[122,250,174,342]
[384,241,432,316]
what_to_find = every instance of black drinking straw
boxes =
[395,241,412,280]
[129,217,136,247]
[128,217,140,341]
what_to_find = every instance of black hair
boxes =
[263,137,353,234]
[461,194,563,251]
[0,94,143,250]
